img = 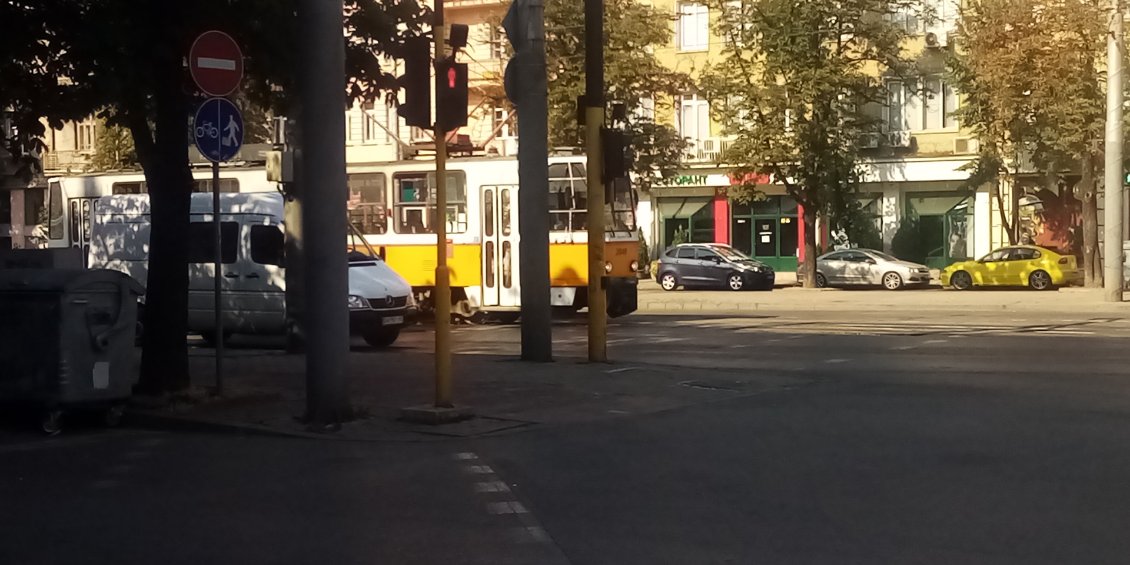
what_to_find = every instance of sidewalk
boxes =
[636,279,1130,314]
[130,346,803,441]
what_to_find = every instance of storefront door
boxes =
[731,196,799,271]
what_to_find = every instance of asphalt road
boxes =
[4,308,1130,564]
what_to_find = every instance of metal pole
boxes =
[434,0,454,408]
[585,0,607,362]
[518,0,552,361]
[212,160,223,395]
[299,0,350,425]
[1105,0,1125,302]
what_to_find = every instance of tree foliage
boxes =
[542,0,691,191]
[90,121,138,172]
[0,0,427,394]
[949,0,1107,284]
[701,0,918,286]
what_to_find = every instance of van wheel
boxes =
[363,328,400,348]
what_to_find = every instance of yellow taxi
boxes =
[941,245,1082,291]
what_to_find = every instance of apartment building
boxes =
[643,0,993,271]
[346,0,516,165]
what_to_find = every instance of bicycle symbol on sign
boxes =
[195,121,218,139]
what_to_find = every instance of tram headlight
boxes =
[629,260,639,272]
[604,261,614,274]
[347,295,370,310]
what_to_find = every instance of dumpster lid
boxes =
[0,269,144,295]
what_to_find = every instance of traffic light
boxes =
[602,127,629,181]
[436,56,469,132]
[397,36,431,129]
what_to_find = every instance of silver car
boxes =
[810,249,932,290]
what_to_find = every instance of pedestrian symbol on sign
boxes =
[223,115,241,148]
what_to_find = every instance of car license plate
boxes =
[382,315,404,326]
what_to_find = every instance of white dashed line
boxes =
[824,358,850,364]
[453,452,478,461]
[475,481,512,493]
[464,465,494,474]
[487,501,529,515]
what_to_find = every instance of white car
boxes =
[809,248,932,290]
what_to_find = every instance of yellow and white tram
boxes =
[346,153,639,318]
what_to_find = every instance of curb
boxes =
[126,409,325,440]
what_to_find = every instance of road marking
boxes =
[475,481,511,493]
[923,339,949,345]
[464,465,494,474]
[824,358,850,364]
[891,345,917,351]
[605,367,639,374]
[453,452,478,461]
[487,501,529,515]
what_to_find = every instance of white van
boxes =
[89,192,413,347]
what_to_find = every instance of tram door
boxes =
[480,186,520,308]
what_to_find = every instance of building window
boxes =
[678,94,711,143]
[362,103,389,144]
[490,25,505,60]
[886,5,919,33]
[493,106,515,138]
[677,2,709,51]
[887,78,959,132]
[923,77,959,130]
[635,97,656,122]
[886,80,908,132]
[76,122,95,152]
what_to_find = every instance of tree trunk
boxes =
[1082,155,1101,287]
[801,205,818,288]
[992,177,1017,245]
[135,38,193,395]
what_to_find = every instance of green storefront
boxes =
[730,196,800,272]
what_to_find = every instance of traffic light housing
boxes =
[602,127,629,181]
[397,36,431,129]
[436,56,469,132]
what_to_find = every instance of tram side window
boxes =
[392,172,467,234]
[348,172,387,235]
[48,181,64,240]
[192,179,239,193]
[112,182,146,195]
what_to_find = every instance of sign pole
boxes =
[212,159,224,395]
[434,0,453,408]
[1105,0,1125,302]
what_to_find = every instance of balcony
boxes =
[684,137,733,163]
[446,0,507,8]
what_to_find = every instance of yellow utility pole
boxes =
[433,1,453,407]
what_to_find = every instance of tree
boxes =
[90,120,139,171]
[702,0,918,287]
[542,0,691,192]
[950,0,1107,286]
[0,0,427,395]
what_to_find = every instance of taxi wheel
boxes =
[950,271,973,290]
[1029,270,1053,291]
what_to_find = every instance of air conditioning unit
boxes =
[887,130,912,148]
[953,136,980,155]
[857,133,881,149]
[924,31,948,49]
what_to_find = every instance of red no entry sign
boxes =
[189,31,244,97]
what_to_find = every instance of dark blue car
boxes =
[656,243,775,291]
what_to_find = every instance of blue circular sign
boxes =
[193,97,243,163]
